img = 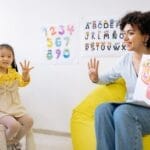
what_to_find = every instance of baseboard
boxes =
[33,128,70,138]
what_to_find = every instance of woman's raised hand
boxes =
[88,58,99,83]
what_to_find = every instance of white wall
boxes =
[0,0,149,132]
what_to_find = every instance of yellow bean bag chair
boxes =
[70,78,150,150]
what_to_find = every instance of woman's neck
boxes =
[132,52,143,76]
[133,47,150,59]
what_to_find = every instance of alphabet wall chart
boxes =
[80,18,127,57]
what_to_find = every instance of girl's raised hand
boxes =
[88,58,99,83]
[20,60,34,81]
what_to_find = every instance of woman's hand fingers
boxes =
[88,58,99,72]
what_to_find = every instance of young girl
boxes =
[88,11,150,150]
[0,44,34,150]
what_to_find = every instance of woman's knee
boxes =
[113,105,134,124]
[95,103,114,118]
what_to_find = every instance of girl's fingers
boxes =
[24,60,26,67]
[27,61,30,68]
[29,66,34,71]
[20,62,23,69]
[20,60,33,70]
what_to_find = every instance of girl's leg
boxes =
[113,104,150,150]
[0,115,21,142]
[14,114,33,142]
[95,103,118,150]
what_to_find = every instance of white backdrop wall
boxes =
[0,0,149,132]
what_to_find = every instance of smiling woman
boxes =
[86,11,150,150]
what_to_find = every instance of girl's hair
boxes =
[0,44,18,71]
[119,11,150,48]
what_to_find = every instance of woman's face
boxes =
[123,24,146,52]
[0,48,14,70]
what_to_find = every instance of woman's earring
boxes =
[144,41,147,47]
[144,40,148,47]
[144,36,149,47]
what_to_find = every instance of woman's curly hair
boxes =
[119,11,150,48]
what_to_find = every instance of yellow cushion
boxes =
[71,78,150,150]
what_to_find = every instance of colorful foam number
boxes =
[47,50,53,60]
[56,49,61,59]
[49,26,57,35]
[58,25,65,35]
[55,37,62,47]
[43,27,48,36]
[63,49,70,58]
[64,37,70,46]
[67,25,74,35]
[47,38,53,48]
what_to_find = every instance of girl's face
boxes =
[123,24,148,52]
[0,48,14,70]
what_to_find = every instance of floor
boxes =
[21,132,73,150]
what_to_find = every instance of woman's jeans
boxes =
[95,103,150,150]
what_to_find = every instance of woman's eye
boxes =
[129,32,134,35]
